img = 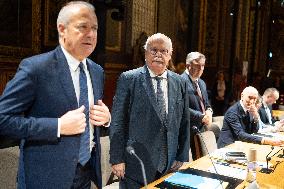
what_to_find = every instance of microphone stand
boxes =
[277,148,284,158]
[126,146,148,188]
[260,146,274,174]
[192,126,224,189]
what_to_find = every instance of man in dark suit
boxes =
[109,33,190,189]
[0,1,110,189]
[258,88,279,125]
[217,86,283,148]
[180,52,212,159]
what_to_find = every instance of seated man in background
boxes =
[258,87,279,125]
[217,86,284,148]
[256,95,284,133]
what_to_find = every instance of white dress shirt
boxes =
[148,67,168,113]
[59,46,95,151]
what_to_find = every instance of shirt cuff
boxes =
[57,118,61,138]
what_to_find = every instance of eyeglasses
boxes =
[148,48,169,56]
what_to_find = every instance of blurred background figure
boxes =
[211,71,229,116]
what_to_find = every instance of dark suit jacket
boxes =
[217,101,262,148]
[0,46,104,189]
[109,66,190,185]
[180,72,211,131]
[258,104,275,124]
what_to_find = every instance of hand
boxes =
[90,100,111,126]
[263,138,284,146]
[60,106,86,135]
[202,110,212,126]
[169,161,183,172]
[112,163,125,178]
[248,105,259,119]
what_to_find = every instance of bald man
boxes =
[217,86,284,148]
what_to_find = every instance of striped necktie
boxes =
[194,80,205,113]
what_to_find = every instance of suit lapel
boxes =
[56,47,77,109]
[167,71,176,123]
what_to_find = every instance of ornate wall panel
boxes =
[105,10,121,52]
[204,0,220,67]
[131,0,157,48]
[0,0,41,60]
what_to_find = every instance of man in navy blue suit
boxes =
[0,1,110,189]
[180,52,213,159]
[258,88,279,125]
[217,86,283,148]
[110,33,190,189]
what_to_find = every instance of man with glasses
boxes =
[110,33,190,188]
[181,52,213,159]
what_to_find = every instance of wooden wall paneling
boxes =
[105,10,121,52]
[0,0,41,59]
[204,0,220,68]
[103,63,127,109]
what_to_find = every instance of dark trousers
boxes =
[71,161,92,189]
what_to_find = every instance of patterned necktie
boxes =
[155,77,167,122]
[194,80,205,113]
[155,76,168,173]
[78,63,91,165]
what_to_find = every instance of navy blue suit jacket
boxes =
[180,72,211,130]
[109,66,190,184]
[0,46,104,189]
[217,101,262,148]
[258,104,275,124]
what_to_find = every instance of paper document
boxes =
[208,164,247,180]
[165,172,224,189]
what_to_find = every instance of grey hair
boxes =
[143,33,173,53]
[263,87,279,100]
[186,52,206,65]
[57,1,95,27]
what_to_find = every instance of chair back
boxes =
[196,131,217,156]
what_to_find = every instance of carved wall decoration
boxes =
[0,0,41,60]
[204,0,220,67]
[105,9,121,52]
[44,0,69,47]
[131,0,157,48]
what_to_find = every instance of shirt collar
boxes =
[147,66,167,79]
[61,46,87,71]
[240,100,248,112]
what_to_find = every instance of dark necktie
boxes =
[78,63,91,165]
[194,80,205,113]
[155,76,168,173]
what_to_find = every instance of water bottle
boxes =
[246,148,257,183]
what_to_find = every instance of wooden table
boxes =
[146,142,284,189]
[272,110,284,120]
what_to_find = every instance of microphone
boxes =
[277,148,284,158]
[260,146,274,174]
[192,126,224,189]
[126,146,148,188]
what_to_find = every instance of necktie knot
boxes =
[79,62,84,71]
[155,76,163,83]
